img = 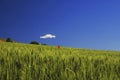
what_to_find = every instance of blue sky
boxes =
[0,0,120,50]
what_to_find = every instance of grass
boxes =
[0,42,120,80]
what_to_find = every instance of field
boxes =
[0,42,120,80]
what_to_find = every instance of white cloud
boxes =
[40,34,56,39]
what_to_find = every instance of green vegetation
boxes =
[30,41,39,45]
[0,42,120,80]
[6,38,14,42]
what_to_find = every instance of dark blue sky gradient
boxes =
[0,0,120,50]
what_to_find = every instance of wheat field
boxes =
[0,42,120,80]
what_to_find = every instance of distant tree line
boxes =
[3,37,48,45]
[6,38,14,42]
[30,41,48,45]
[30,41,39,45]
